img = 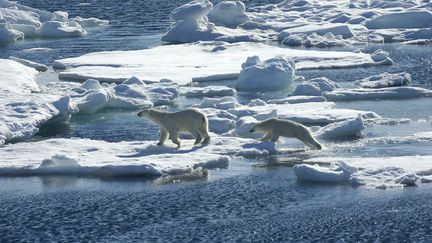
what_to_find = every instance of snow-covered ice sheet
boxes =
[300,155,432,189]
[324,87,432,102]
[180,85,235,98]
[54,42,387,85]
[0,136,276,177]
[0,59,76,145]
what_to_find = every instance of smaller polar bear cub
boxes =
[249,118,322,150]
[138,108,210,147]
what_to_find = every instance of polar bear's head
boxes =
[137,108,152,118]
[249,118,277,133]
[249,120,270,133]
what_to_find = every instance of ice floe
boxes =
[356,72,411,89]
[324,87,432,102]
[0,0,108,43]
[315,116,365,140]
[0,59,76,145]
[0,136,276,177]
[180,85,235,98]
[297,155,432,189]
[54,42,389,85]
[9,56,48,72]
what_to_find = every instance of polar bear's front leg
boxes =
[157,128,168,146]
[270,133,280,142]
[259,132,272,142]
[194,133,203,145]
[170,130,181,147]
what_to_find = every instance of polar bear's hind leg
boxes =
[194,133,203,145]
[157,128,169,146]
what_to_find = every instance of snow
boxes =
[278,23,355,40]
[70,16,109,27]
[207,1,250,28]
[324,87,432,102]
[54,42,388,85]
[9,56,48,72]
[0,136,276,177]
[268,95,327,104]
[315,116,365,140]
[0,0,108,43]
[365,11,432,29]
[193,96,240,110]
[0,59,76,145]
[294,162,357,183]
[291,77,340,96]
[38,20,85,38]
[180,86,235,98]
[357,72,411,89]
[235,55,295,91]
[301,155,432,188]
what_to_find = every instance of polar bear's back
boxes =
[163,108,207,132]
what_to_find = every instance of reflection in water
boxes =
[40,176,78,188]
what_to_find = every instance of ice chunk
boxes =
[357,72,411,89]
[70,16,109,27]
[291,77,340,96]
[315,116,364,140]
[268,96,327,104]
[370,49,394,65]
[0,23,23,43]
[180,86,235,98]
[366,11,432,29]
[235,55,295,91]
[169,0,213,21]
[38,21,85,38]
[351,168,419,189]
[208,117,235,134]
[279,24,355,40]
[9,56,48,72]
[193,96,240,110]
[324,87,432,102]
[207,1,250,28]
[294,162,357,183]
[54,42,385,85]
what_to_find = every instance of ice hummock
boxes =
[54,42,390,85]
[235,55,295,91]
[162,0,432,46]
[0,0,108,43]
[0,136,277,177]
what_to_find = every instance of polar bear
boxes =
[137,108,210,147]
[249,118,322,150]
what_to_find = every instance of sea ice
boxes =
[357,72,411,89]
[315,116,365,140]
[0,59,76,145]
[291,77,340,96]
[235,55,295,91]
[324,87,432,102]
[54,42,388,85]
[0,136,276,177]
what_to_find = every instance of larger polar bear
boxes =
[249,118,322,150]
[138,108,210,147]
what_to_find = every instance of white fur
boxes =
[138,108,210,147]
[250,118,322,150]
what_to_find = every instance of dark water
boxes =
[1,169,432,242]
[2,0,432,242]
